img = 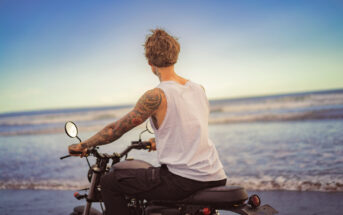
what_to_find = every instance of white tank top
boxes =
[150,80,227,181]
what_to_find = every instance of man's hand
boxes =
[148,138,156,152]
[68,143,88,157]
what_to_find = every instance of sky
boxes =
[1,0,343,113]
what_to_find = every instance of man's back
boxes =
[151,80,227,181]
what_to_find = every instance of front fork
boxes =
[83,165,103,215]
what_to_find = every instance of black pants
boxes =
[100,165,226,215]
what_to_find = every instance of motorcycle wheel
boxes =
[70,205,102,215]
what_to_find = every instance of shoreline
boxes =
[1,187,343,193]
[1,189,343,215]
[2,175,342,192]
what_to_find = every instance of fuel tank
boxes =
[111,159,153,170]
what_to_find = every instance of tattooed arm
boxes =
[68,88,163,155]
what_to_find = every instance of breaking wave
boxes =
[227,175,343,192]
[0,179,89,190]
[208,108,343,124]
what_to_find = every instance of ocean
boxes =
[0,89,342,192]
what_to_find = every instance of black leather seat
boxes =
[181,186,248,205]
[153,186,248,207]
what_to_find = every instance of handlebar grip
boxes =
[60,154,71,160]
[141,141,151,149]
[69,149,82,155]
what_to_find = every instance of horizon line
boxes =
[1,87,342,116]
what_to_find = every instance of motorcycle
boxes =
[60,121,278,215]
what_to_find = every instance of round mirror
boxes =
[146,121,154,134]
[65,121,78,138]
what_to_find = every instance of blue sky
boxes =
[1,0,343,113]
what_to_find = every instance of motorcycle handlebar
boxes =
[131,141,151,149]
[119,141,151,157]
[60,141,151,160]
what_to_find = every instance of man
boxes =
[68,28,227,215]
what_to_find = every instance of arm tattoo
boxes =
[82,88,164,148]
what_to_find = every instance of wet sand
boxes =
[0,189,342,215]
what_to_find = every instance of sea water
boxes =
[0,89,342,192]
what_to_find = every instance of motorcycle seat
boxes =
[152,186,248,207]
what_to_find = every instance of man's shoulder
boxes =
[136,88,166,111]
[145,87,164,95]
[188,81,206,92]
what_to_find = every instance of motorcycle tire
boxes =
[70,205,102,215]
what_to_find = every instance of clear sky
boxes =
[1,0,342,113]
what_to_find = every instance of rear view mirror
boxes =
[65,121,78,138]
[138,121,155,141]
[146,121,154,134]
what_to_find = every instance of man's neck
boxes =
[156,65,187,84]
[156,66,175,81]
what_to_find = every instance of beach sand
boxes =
[0,189,342,215]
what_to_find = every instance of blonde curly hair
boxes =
[144,28,180,67]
